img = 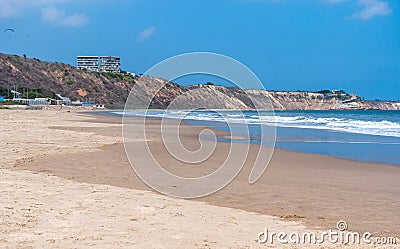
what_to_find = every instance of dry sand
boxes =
[1,110,399,248]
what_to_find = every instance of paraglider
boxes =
[3,28,14,39]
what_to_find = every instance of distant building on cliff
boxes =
[77,56,99,72]
[100,56,121,73]
[77,56,121,73]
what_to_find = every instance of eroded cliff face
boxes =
[244,90,339,110]
[1,53,399,110]
[129,78,400,110]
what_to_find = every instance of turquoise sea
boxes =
[116,110,400,166]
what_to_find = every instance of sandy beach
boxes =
[1,109,399,248]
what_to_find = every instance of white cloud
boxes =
[62,13,88,26]
[247,0,393,20]
[0,0,64,18]
[351,0,392,20]
[0,0,89,26]
[41,6,88,26]
[321,0,392,20]
[137,26,157,42]
[0,0,29,18]
[0,1,18,18]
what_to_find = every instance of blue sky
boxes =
[0,0,399,100]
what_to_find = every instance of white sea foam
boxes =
[118,110,400,138]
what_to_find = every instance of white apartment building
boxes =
[77,56,121,73]
[100,56,121,73]
[77,56,99,72]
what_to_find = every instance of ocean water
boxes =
[117,110,400,166]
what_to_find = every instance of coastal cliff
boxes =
[0,53,399,110]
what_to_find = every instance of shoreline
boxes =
[95,109,400,166]
[8,110,400,237]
